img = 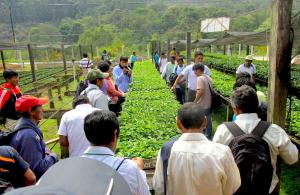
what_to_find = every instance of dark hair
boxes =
[20,105,39,118]
[175,51,180,55]
[177,103,205,129]
[3,69,18,80]
[72,95,89,109]
[236,72,251,81]
[170,55,176,61]
[103,50,107,53]
[89,78,102,85]
[83,53,88,58]
[84,110,120,146]
[194,51,204,58]
[233,78,257,91]
[231,85,259,113]
[177,57,184,63]
[161,52,166,55]
[120,56,128,62]
[97,61,110,72]
[192,64,205,72]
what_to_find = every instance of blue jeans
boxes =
[204,108,212,140]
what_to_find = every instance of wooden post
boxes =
[27,44,36,82]
[57,85,62,101]
[0,50,6,70]
[268,1,293,194]
[158,41,161,55]
[250,46,254,55]
[226,45,231,56]
[223,45,226,55]
[246,45,250,55]
[79,45,83,58]
[238,44,242,56]
[186,32,192,65]
[61,44,67,75]
[167,39,171,61]
[48,88,55,109]
[90,45,94,58]
[65,79,69,92]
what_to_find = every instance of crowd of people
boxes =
[0,49,298,195]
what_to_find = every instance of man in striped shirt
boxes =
[80,53,93,78]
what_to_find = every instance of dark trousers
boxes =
[176,88,185,104]
[187,89,196,102]
[130,62,135,70]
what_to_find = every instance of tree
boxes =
[29,23,62,43]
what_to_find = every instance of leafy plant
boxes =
[117,61,180,159]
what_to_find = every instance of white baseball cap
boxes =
[245,55,253,61]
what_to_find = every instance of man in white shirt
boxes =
[58,96,100,157]
[81,69,109,110]
[171,51,211,102]
[153,103,241,195]
[82,110,150,195]
[80,53,93,78]
[213,85,298,194]
[236,55,256,81]
[159,52,168,74]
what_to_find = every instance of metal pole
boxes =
[9,2,16,44]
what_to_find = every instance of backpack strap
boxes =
[251,121,271,138]
[115,158,127,171]
[83,87,97,96]
[223,122,245,137]
[160,137,177,195]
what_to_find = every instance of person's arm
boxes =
[222,147,241,195]
[0,90,11,110]
[113,67,127,85]
[58,116,69,153]
[23,169,36,186]
[276,126,299,164]
[252,65,256,82]
[194,77,204,103]
[18,131,57,178]
[153,150,164,195]
[59,135,69,148]
[12,147,36,186]
[107,79,123,97]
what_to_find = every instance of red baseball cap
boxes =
[15,95,48,113]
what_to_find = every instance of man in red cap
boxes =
[0,69,23,124]
[10,96,58,179]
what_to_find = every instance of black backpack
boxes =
[169,66,178,86]
[224,121,273,195]
[0,125,31,146]
[74,80,89,98]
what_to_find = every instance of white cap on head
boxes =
[245,55,253,61]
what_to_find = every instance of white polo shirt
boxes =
[213,113,299,193]
[236,64,256,77]
[180,64,211,90]
[58,104,100,157]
